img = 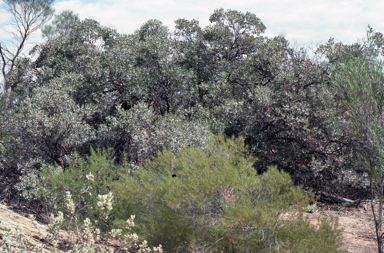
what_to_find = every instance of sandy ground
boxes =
[305,202,378,253]
[1,202,383,252]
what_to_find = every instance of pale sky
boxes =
[0,0,383,51]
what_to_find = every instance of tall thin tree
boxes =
[329,55,384,253]
[0,0,55,99]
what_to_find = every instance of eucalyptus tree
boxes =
[0,0,55,99]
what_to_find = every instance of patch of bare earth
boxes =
[305,202,378,253]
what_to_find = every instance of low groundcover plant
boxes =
[0,190,163,252]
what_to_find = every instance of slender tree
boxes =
[0,0,55,99]
[329,55,384,253]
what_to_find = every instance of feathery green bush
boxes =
[112,134,344,252]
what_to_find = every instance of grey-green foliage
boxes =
[316,26,384,74]
[329,55,384,252]
[3,8,382,206]
[173,8,271,106]
[42,10,80,40]
[7,18,209,200]
[2,56,35,104]
[0,97,9,153]
[100,102,209,164]
[120,19,197,116]
[0,97,14,171]
[244,46,365,189]
[9,74,97,167]
[173,9,368,196]
[8,18,206,165]
[0,12,382,253]
[34,18,197,114]
[357,25,384,65]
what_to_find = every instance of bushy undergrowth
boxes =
[276,215,343,252]
[112,134,344,252]
[16,147,127,231]
[10,134,344,252]
[0,192,163,253]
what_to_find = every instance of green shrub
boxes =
[16,133,344,252]
[112,134,343,252]
[31,147,127,231]
[277,215,344,253]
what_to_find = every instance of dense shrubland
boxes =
[1,6,384,252]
